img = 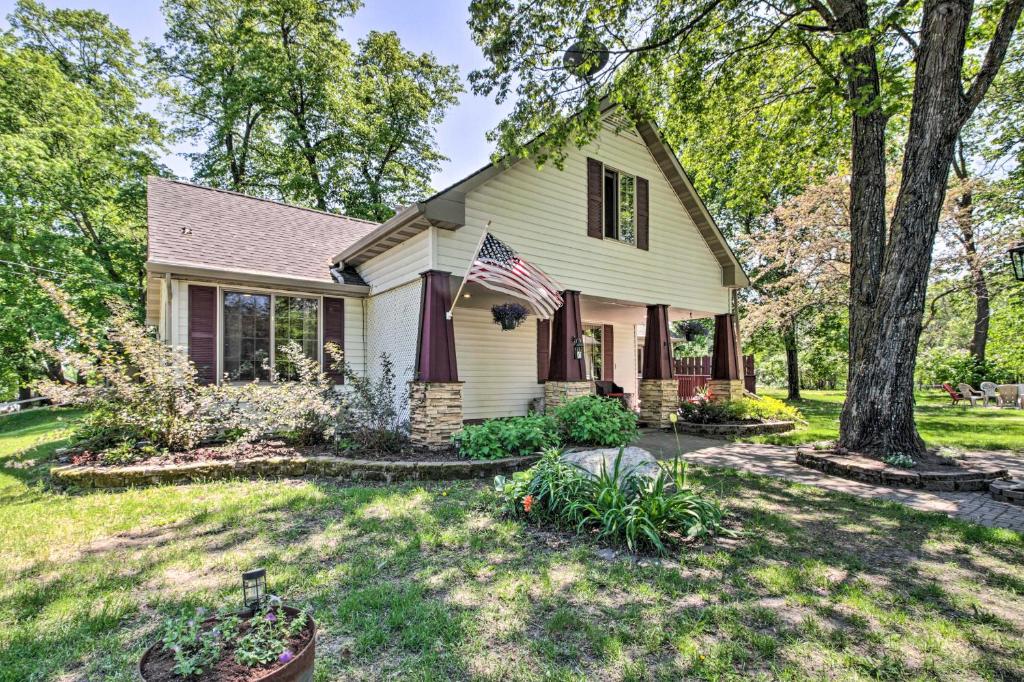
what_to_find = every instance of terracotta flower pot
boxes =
[139,606,315,682]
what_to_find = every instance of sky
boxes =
[0,0,510,190]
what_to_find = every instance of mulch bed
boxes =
[68,440,459,468]
[140,608,314,682]
[796,448,1009,492]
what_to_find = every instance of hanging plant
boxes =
[492,303,529,331]
[678,319,708,342]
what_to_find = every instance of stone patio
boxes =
[635,429,1024,533]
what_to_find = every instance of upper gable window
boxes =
[603,167,636,245]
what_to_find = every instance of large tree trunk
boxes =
[784,321,801,400]
[950,168,991,363]
[839,0,974,456]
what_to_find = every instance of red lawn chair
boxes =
[941,383,963,406]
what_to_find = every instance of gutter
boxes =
[331,203,424,266]
[146,260,370,297]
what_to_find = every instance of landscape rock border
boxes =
[673,420,795,437]
[796,449,1008,492]
[990,479,1024,506]
[50,454,539,489]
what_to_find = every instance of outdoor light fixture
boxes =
[1010,241,1024,282]
[242,568,266,610]
[573,335,585,360]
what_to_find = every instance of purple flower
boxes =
[265,611,277,623]
[279,649,294,664]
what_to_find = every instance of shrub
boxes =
[554,395,637,447]
[495,448,732,554]
[453,414,559,460]
[883,453,916,468]
[678,395,802,424]
[330,347,409,454]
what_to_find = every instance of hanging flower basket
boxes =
[492,303,529,331]
[678,319,707,343]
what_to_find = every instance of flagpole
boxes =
[447,221,491,320]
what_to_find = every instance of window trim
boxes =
[215,284,326,384]
[582,321,604,381]
[602,165,638,245]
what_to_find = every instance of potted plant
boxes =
[491,302,529,331]
[678,319,707,342]
[139,591,315,681]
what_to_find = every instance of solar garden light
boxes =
[242,568,267,610]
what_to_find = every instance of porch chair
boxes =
[996,384,1023,409]
[956,383,986,407]
[595,380,630,410]
[980,381,1000,406]
[941,383,963,406]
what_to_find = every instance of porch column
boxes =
[639,304,677,428]
[544,290,591,412]
[709,313,744,401]
[410,270,462,450]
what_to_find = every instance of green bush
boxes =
[452,414,559,460]
[553,395,637,447]
[494,449,733,554]
[678,395,802,424]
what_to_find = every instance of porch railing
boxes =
[674,355,756,398]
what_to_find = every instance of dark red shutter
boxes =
[603,324,614,381]
[587,157,604,239]
[188,285,217,385]
[537,318,550,383]
[636,176,649,250]
[323,297,345,383]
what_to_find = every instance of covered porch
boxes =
[407,270,744,447]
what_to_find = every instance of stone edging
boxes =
[674,420,795,437]
[796,450,1008,492]
[990,479,1024,506]
[50,454,539,489]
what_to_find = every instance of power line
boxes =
[0,258,137,291]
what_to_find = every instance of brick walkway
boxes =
[636,429,1024,533]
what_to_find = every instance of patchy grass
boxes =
[750,388,1024,451]
[2,409,1023,680]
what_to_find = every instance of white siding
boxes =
[435,125,731,314]
[364,280,422,421]
[454,308,544,420]
[356,229,431,295]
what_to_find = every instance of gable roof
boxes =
[146,177,378,286]
[333,112,749,287]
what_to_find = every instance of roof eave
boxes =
[146,260,370,296]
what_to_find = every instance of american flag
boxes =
[466,233,563,318]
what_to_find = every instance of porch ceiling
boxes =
[448,279,716,325]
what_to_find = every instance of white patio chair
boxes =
[980,381,1000,406]
[957,383,985,407]
[996,384,1022,409]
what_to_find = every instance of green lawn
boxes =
[752,388,1024,451]
[2,409,1024,681]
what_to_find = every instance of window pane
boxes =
[619,174,636,245]
[223,292,271,381]
[583,324,603,381]
[603,169,618,239]
[274,296,319,380]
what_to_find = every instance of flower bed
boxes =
[51,450,539,489]
[796,449,1008,492]
[675,395,799,436]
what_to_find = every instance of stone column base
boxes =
[408,381,463,450]
[708,379,745,402]
[544,381,593,413]
[639,378,678,428]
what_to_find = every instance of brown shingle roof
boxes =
[146,177,379,284]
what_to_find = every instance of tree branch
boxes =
[962,0,1024,120]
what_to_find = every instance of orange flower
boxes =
[522,494,534,513]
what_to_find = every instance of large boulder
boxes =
[561,446,661,481]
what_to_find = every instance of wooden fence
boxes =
[674,355,756,398]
